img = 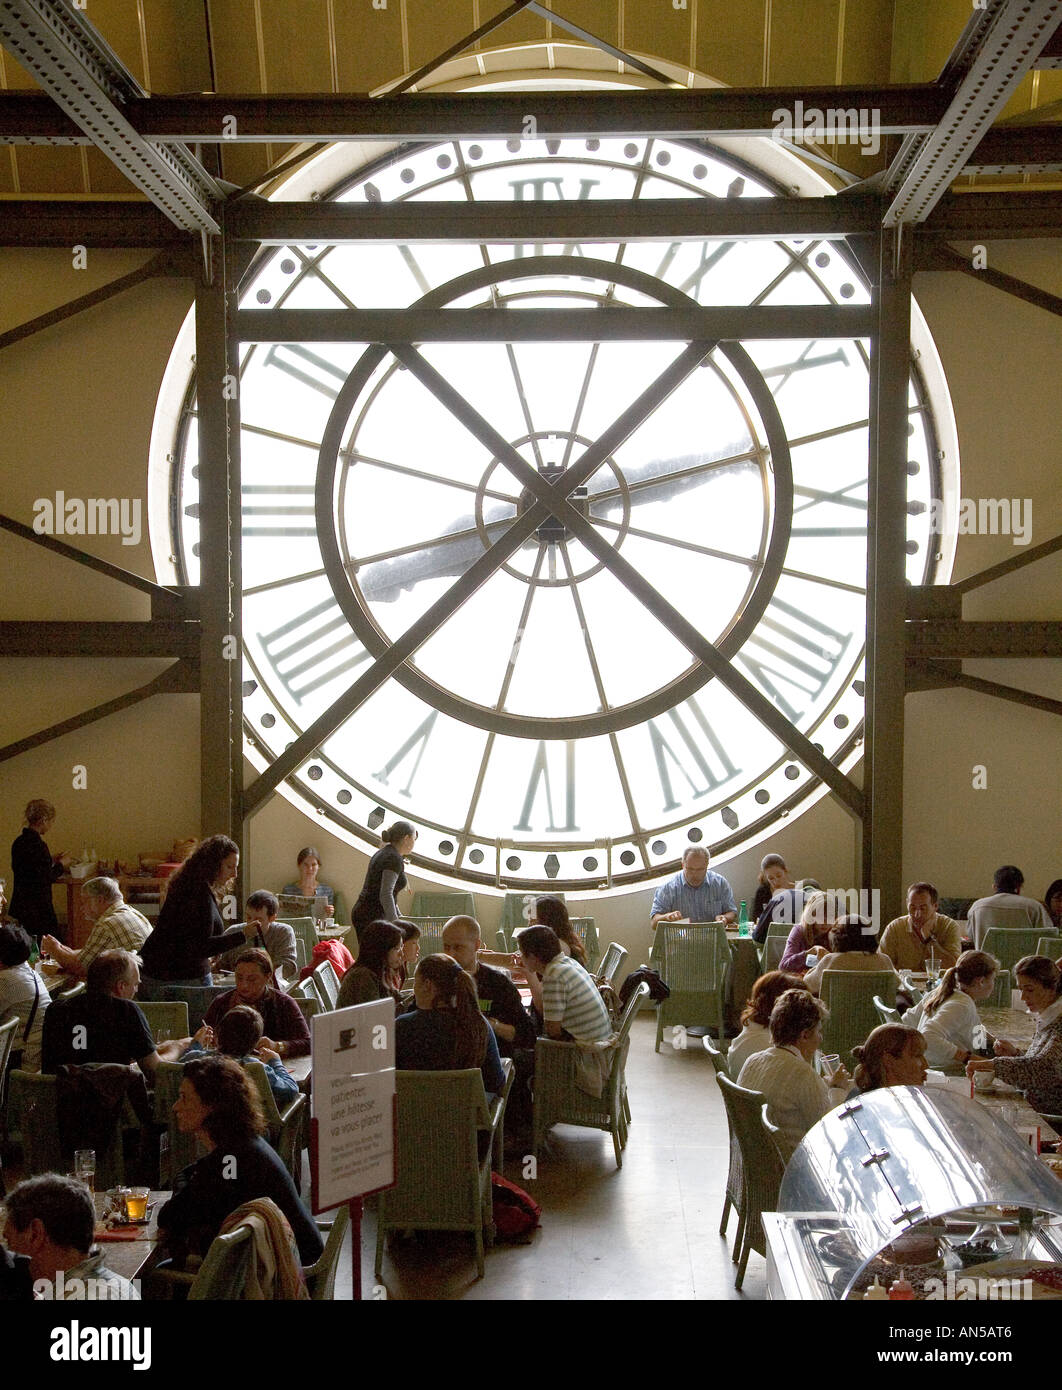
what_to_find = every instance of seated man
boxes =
[203,947,310,1060]
[517,926,612,1044]
[441,914,537,1057]
[650,846,737,928]
[41,876,151,979]
[213,890,298,982]
[182,1003,299,1106]
[41,949,192,1075]
[4,1174,139,1300]
[879,882,962,972]
[967,865,1055,949]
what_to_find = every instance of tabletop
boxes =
[940,1074,1059,1142]
[978,1003,1037,1047]
[92,1190,168,1283]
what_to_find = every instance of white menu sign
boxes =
[311,996,395,1211]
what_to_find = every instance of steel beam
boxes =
[0,621,198,657]
[0,85,946,144]
[917,243,1062,318]
[906,620,1062,658]
[227,195,883,244]
[953,532,1062,594]
[0,512,192,611]
[235,303,874,343]
[966,122,1062,174]
[196,220,244,837]
[883,0,1061,225]
[0,250,192,351]
[378,1,536,97]
[0,0,221,233]
[862,228,911,907]
[0,661,198,764]
[0,199,189,247]
[906,660,1062,717]
[924,191,1062,238]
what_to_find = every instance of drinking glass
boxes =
[74,1149,96,1193]
[124,1187,150,1222]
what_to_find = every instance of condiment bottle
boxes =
[864,1277,889,1300]
[889,1277,915,1300]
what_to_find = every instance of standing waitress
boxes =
[350,821,417,945]
[9,800,72,941]
[139,835,247,1000]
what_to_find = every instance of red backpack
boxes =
[491,1172,541,1242]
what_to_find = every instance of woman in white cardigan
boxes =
[916,950,999,1068]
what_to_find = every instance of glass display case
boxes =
[764,1086,1062,1300]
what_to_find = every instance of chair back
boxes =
[760,935,787,973]
[410,890,475,919]
[137,999,189,1044]
[596,942,627,988]
[241,1057,305,1181]
[979,967,1012,1010]
[495,929,511,953]
[304,1204,351,1299]
[159,984,227,1033]
[873,994,900,1026]
[385,1070,491,1228]
[0,1015,19,1111]
[289,978,322,1023]
[702,1033,730,1077]
[277,917,318,966]
[973,906,1045,950]
[715,1073,785,1263]
[153,1060,202,1183]
[293,935,309,971]
[657,922,728,990]
[187,1224,255,1300]
[1038,937,1062,961]
[406,918,448,959]
[569,917,600,972]
[9,1069,125,1186]
[981,926,1055,975]
[311,959,340,1010]
[820,970,899,1066]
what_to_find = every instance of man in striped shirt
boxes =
[41,877,151,978]
[517,925,612,1043]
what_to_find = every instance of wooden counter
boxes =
[60,874,166,948]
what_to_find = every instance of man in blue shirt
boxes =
[650,847,737,927]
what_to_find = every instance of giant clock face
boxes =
[168,133,947,890]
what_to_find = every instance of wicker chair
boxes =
[596,942,628,988]
[375,1064,512,1280]
[715,1073,786,1288]
[653,923,729,1051]
[819,970,899,1067]
[9,1068,126,1188]
[137,999,190,1044]
[532,982,649,1166]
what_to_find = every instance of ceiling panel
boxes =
[259,0,334,92]
[141,0,214,93]
[547,0,621,51]
[624,0,689,71]
[695,0,768,87]
[841,0,894,85]
[10,146,86,195]
[207,0,266,92]
[332,1,406,92]
[769,0,842,86]
[406,0,477,74]
[483,0,549,48]
[77,0,148,87]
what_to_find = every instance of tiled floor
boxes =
[340,1013,768,1301]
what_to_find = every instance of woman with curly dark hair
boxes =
[157,1056,322,1265]
[531,896,587,968]
[726,970,808,1077]
[140,835,248,999]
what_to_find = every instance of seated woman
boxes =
[777,892,842,975]
[967,955,1062,1116]
[803,916,899,995]
[396,953,505,1099]
[1045,879,1062,933]
[530,896,587,969]
[0,922,49,1072]
[852,1024,929,1092]
[280,845,335,919]
[385,920,421,994]
[182,1004,300,1107]
[727,970,808,1078]
[335,920,404,1010]
[752,854,795,922]
[736,989,851,1162]
[915,950,999,1069]
[158,1056,323,1266]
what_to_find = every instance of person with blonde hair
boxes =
[777,890,843,975]
[915,949,999,1068]
[9,799,72,941]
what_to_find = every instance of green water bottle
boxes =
[738,901,750,937]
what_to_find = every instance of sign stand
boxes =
[309,997,397,1298]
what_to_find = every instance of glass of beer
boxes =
[124,1187,150,1222]
[74,1150,96,1194]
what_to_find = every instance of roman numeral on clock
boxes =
[648,696,740,813]
[257,596,370,703]
[735,596,852,725]
[373,710,438,797]
[514,740,577,833]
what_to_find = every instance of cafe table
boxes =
[92,1190,168,1283]
[940,1074,1060,1144]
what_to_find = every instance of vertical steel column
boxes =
[195,222,244,846]
[862,227,912,911]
